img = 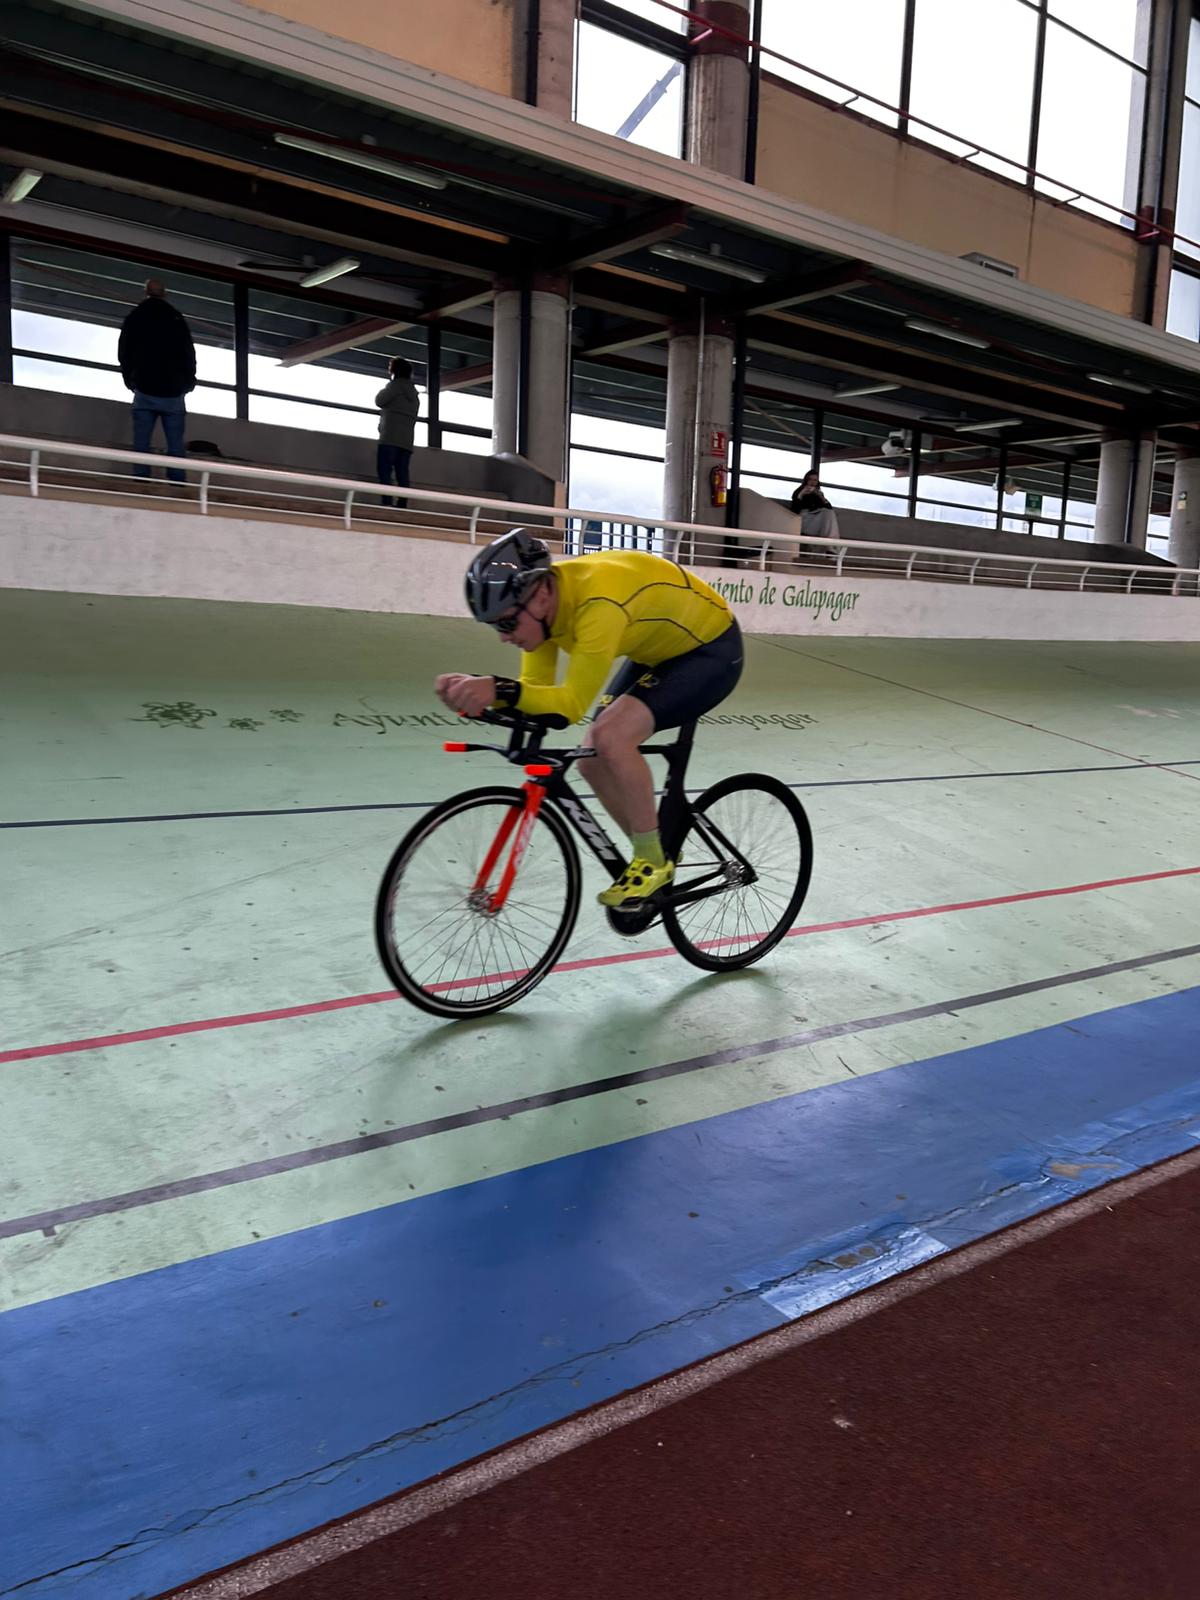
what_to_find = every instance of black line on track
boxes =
[5,939,1199,1243]
[6,761,1199,831]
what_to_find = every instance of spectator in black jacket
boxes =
[375,357,420,508]
[118,279,196,482]
[790,469,840,540]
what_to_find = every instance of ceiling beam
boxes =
[748,319,1123,432]
[277,314,411,367]
[721,261,873,319]
[422,284,495,320]
[578,324,672,358]
[543,202,689,273]
[441,362,493,391]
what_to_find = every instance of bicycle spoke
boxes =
[379,792,577,1015]
[667,779,810,969]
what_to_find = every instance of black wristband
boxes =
[493,676,520,708]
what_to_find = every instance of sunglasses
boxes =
[492,602,531,635]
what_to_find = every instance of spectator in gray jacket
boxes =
[375,357,420,508]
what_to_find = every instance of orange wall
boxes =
[241,0,520,98]
[756,78,1139,318]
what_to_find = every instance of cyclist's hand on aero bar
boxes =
[435,674,496,718]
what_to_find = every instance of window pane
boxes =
[1000,482,1064,534]
[195,345,236,387]
[13,308,119,366]
[574,21,684,155]
[1176,101,1200,261]
[740,441,810,483]
[760,0,904,128]
[569,448,664,518]
[570,414,665,456]
[819,412,910,514]
[910,0,1037,181]
[248,350,379,410]
[1049,0,1149,66]
[248,394,377,437]
[439,390,493,437]
[603,0,686,33]
[916,499,994,529]
[443,428,490,456]
[1188,16,1200,102]
[1036,25,1145,221]
[12,246,238,423]
[1065,497,1097,530]
[1146,512,1171,551]
[917,443,1002,515]
[1167,270,1200,340]
[187,386,238,421]
[14,354,128,403]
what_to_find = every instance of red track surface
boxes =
[213,1156,1200,1600]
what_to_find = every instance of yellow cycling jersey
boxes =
[514,550,734,725]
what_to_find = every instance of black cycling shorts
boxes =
[597,619,744,732]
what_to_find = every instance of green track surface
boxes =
[3,589,1198,1312]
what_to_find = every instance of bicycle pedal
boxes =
[605,903,660,937]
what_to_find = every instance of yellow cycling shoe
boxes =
[597,857,675,908]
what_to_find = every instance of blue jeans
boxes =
[132,393,187,482]
[377,444,411,507]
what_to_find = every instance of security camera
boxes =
[880,430,911,458]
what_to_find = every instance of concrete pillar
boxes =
[488,6,575,493]
[1133,0,1190,328]
[664,315,735,545]
[531,0,579,120]
[1094,432,1155,549]
[491,288,521,461]
[1169,452,1200,571]
[664,1,750,547]
[686,1,751,176]
[491,274,570,489]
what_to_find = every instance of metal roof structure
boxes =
[3,0,1199,512]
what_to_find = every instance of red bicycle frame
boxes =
[444,745,554,914]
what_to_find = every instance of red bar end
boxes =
[444,742,469,753]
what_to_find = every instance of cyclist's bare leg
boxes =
[583,694,656,837]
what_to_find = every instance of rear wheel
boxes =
[375,786,580,1018]
[662,774,812,971]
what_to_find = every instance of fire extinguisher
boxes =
[709,463,728,508]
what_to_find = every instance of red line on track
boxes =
[4,865,1198,1066]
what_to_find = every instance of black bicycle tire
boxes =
[662,773,813,972]
[374,785,581,1018]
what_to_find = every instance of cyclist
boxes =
[435,529,744,908]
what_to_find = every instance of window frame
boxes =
[754,0,1153,236]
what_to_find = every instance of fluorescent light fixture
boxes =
[836,381,899,399]
[648,243,767,284]
[904,317,990,350]
[2,168,42,204]
[273,132,448,191]
[1087,371,1154,395]
[299,255,361,288]
[954,417,1024,434]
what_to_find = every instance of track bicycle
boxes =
[374,709,813,1018]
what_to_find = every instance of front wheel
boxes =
[375,786,581,1018]
[662,774,813,971]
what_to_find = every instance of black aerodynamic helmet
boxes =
[464,528,552,624]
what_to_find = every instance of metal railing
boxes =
[1,433,1196,599]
